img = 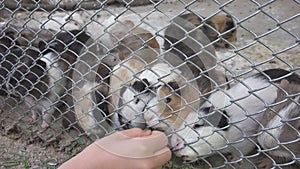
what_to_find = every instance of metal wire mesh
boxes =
[0,0,299,168]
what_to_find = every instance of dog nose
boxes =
[174,138,184,149]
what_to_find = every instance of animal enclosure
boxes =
[0,0,299,168]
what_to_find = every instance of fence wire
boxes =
[0,0,299,168]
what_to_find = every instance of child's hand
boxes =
[59,128,171,169]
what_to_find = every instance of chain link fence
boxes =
[0,0,299,168]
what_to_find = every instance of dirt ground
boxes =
[0,0,299,168]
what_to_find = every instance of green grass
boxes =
[23,157,30,169]
[0,153,30,168]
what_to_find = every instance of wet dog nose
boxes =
[175,139,181,147]
[173,138,184,150]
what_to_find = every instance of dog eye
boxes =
[193,124,204,129]
[202,107,211,114]
[165,97,172,103]
[135,98,140,104]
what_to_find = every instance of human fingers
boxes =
[138,130,169,155]
[139,147,172,169]
[121,128,152,137]
[95,130,169,158]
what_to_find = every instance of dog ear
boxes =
[217,111,229,130]
[277,79,290,99]
[279,79,289,88]
[142,78,150,86]
[132,78,150,93]
[167,81,181,95]
[224,17,235,30]
[38,40,47,52]
[39,39,59,54]
[36,59,47,69]
[123,20,135,28]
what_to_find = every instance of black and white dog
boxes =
[1,30,90,128]
[171,69,300,163]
